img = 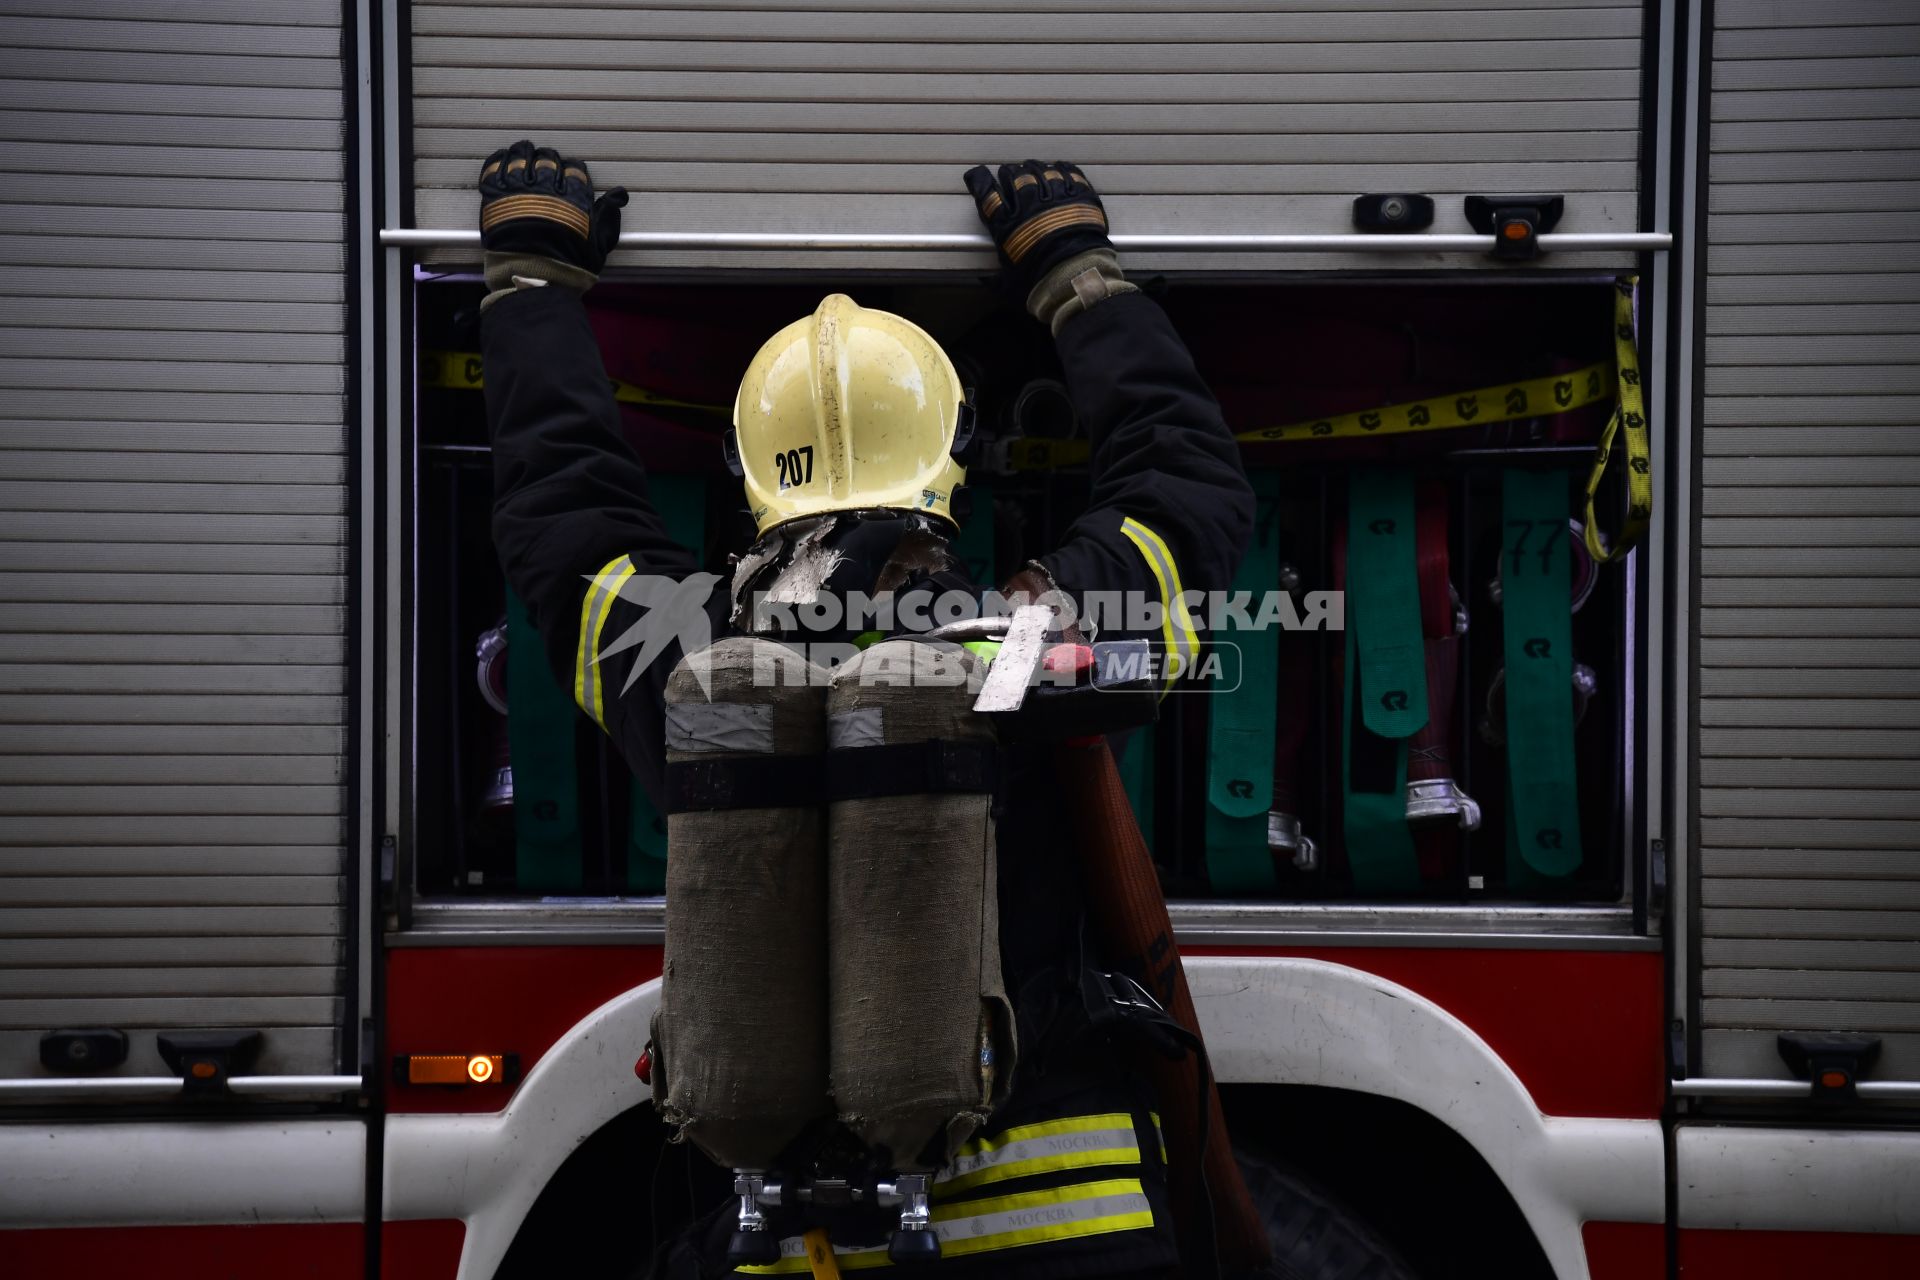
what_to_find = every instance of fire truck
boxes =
[2,0,1917,1276]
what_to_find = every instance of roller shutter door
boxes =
[1696,0,1920,1079]
[409,0,1647,273]
[0,0,351,1080]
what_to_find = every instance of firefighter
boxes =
[477,141,1255,1277]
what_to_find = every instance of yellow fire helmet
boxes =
[726,293,973,537]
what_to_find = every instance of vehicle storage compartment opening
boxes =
[412,274,1640,908]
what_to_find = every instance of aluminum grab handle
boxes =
[381,228,1671,253]
[0,1074,364,1101]
[1670,1077,1920,1101]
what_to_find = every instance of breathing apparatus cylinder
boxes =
[825,639,1012,1170]
[655,636,831,1171]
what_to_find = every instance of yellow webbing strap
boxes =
[1582,278,1652,563]
[802,1228,842,1280]
[996,356,1614,472]
[1232,358,1616,445]
[420,349,728,415]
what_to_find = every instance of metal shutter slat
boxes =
[1699,844,1920,876]
[1701,876,1920,907]
[0,666,347,696]
[0,725,347,755]
[0,875,343,905]
[0,110,344,150]
[0,452,347,485]
[413,97,1645,135]
[0,544,347,575]
[0,755,342,786]
[1704,969,1920,1002]
[0,997,343,1028]
[0,845,345,875]
[1702,728,1920,758]
[0,967,344,999]
[1700,579,1920,607]
[0,605,345,635]
[0,634,346,664]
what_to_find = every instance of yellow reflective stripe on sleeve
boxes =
[936,1111,1141,1194]
[573,554,635,729]
[1118,516,1200,692]
[735,1178,1156,1274]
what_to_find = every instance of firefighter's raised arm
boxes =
[476,141,699,698]
[964,162,1254,643]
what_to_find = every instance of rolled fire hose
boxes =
[1404,484,1481,844]
[506,588,582,891]
[1478,662,1598,749]
[629,481,709,894]
[1267,558,1318,874]
[1488,516,1599,614]
[825,640,1011,1169]
[654,636,831,1171]
[1010,377,1079,440]
[1056,736,1275,1274]
[475,620,513,814]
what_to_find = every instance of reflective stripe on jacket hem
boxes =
[736,1177,1155,1273]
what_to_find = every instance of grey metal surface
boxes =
[1694,1,1920,1080]
[392,898,1656,951]
[1671,1077,1920,1100]
[0,1,351,1084]
[0,1074,362,1101]
[408,1,1647,272]
[384,228,1671,254]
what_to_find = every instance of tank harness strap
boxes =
[664,756,824,813]
[824,740,998,801]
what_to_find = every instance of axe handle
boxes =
[1056,736,1273,1273]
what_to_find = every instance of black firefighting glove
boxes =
[963,160,1135,336]
[477,139,627,307]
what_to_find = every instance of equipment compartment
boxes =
[412,275,1639,906]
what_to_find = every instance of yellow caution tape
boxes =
[419,349,729,415]
[1582,278,1651,563]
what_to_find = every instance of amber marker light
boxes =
[399,1053,513,1086]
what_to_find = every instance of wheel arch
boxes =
[1189,955,1663,1280]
